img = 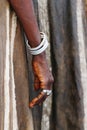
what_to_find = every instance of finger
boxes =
[29,92,47,108]
[34,76,40,91]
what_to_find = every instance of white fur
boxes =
[76,0,87,129]
[4,4,18,130]
[10,13,18,130]
[4,4,10,130]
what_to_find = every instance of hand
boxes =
[29,52,54,108]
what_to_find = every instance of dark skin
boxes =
[8,0,54,108]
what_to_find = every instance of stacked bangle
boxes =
[42,89,52,96]
[26,32,49,55]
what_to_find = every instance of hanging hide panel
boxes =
[13,21,34,130]
[70,0,87,129]
[0,0,34,129]
[48,0,84,129]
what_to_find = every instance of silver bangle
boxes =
[42,89,52,96]
[26,32,49,55]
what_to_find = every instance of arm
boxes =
[8,0,40,47]
[8,0,54,108]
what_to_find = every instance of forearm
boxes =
[9,0,41,47]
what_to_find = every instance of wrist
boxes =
[28,32,41,48]
[32,51,46,60]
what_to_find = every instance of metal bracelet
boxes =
[26,32,49,55]
[42,89,52,96]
